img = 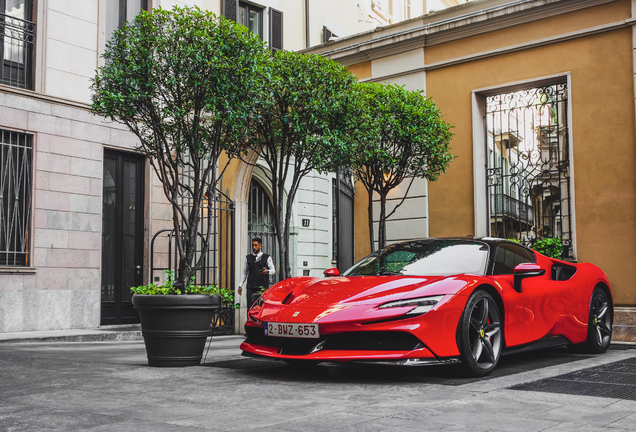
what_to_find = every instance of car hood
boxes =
[255,275,475,324]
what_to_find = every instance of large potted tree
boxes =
[91,6,267,366]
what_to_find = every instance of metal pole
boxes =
[305,0,310,48]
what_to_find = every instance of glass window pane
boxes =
[126,0,143,23]
[5,0,26,19]
[102,157,118,302]
[344,240,489,277]
[248,9,260,35]
[3,0,29,63]
[122,161,138,303]
[239,5,246,26]
[105,0,120,45]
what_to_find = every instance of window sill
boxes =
[0,267,38,275]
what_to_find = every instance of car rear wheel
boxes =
[569,287,612,354]
[457,290,502,377]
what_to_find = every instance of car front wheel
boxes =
[457,290,502,377]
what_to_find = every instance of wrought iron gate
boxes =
[486,83,573,258]
[248,178,278,285]
[332,170,354,271]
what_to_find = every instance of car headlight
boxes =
[378,295,445,316]
[247,312,263,326]
[251,295,264,310]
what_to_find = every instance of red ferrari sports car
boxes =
[241,238,613,376]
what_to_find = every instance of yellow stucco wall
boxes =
[347,62,372,80]
[354,181,372,261]
[425,0,631,65]
[426,27,636,304]
[347,0,636,305]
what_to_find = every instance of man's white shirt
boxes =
[239,251,276,288]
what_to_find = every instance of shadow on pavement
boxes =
[201,345,616,385]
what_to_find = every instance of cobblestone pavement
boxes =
[1,336,636,431]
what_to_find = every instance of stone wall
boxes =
[0,90,139,332]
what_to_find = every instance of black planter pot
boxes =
[132,294,221,367]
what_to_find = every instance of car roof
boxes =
[391,237,528,251]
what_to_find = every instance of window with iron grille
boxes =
[486,83,573,259]
[0,129,32,266]
[0,0,35,90]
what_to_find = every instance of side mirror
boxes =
[324,268,340,277]
[513,263,545,293]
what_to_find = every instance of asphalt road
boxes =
[1,336,636,431]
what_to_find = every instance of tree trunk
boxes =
[282,185,297,280]
[378,192,387,250]
[367,186,375,253]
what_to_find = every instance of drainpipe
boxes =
[305,0,310,48]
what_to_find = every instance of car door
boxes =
[490,244,566,347]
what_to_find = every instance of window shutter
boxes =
[322,26,338,43]
[222,0,239,21]
[269,8,283,54]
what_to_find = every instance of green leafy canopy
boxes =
[91,6,268,288]
[344,82,455,250]
[240,50,357,279]
[346,82,454,190]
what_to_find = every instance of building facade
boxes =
[306,0,636,340]
[0,0,424,333]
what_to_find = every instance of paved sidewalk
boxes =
[0,325,144,343]
[1,337,636,431]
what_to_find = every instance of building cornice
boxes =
[318,0,621,66]
[358,19,630,82]
[0,84,90,111]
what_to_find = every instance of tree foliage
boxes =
[533,237,563,259]
[91,7,267,289]
[346,82,454,251]
[241,50,357,279]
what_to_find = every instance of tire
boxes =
[569,287,612,354]
[457,290,503,377]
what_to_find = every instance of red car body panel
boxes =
[241,242,612,364]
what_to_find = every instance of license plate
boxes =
[264,322,320,338]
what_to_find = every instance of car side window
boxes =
[492,243,536,275]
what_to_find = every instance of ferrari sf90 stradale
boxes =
[241,238,612,376]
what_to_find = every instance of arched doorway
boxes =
[248,178,278,284]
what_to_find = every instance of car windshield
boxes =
[342,239,490,277]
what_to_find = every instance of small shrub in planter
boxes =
[131,271,222,367]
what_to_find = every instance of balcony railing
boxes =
[0,12,35,89]
[490,194,534,225]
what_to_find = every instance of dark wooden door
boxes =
[101,150,144,325]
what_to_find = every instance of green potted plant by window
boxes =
[533,237,564,259]
[91,7,267,366]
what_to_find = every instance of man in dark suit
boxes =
[238,237,276,308]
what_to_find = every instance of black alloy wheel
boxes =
[457,290,502,377]
[569,287,612,354]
